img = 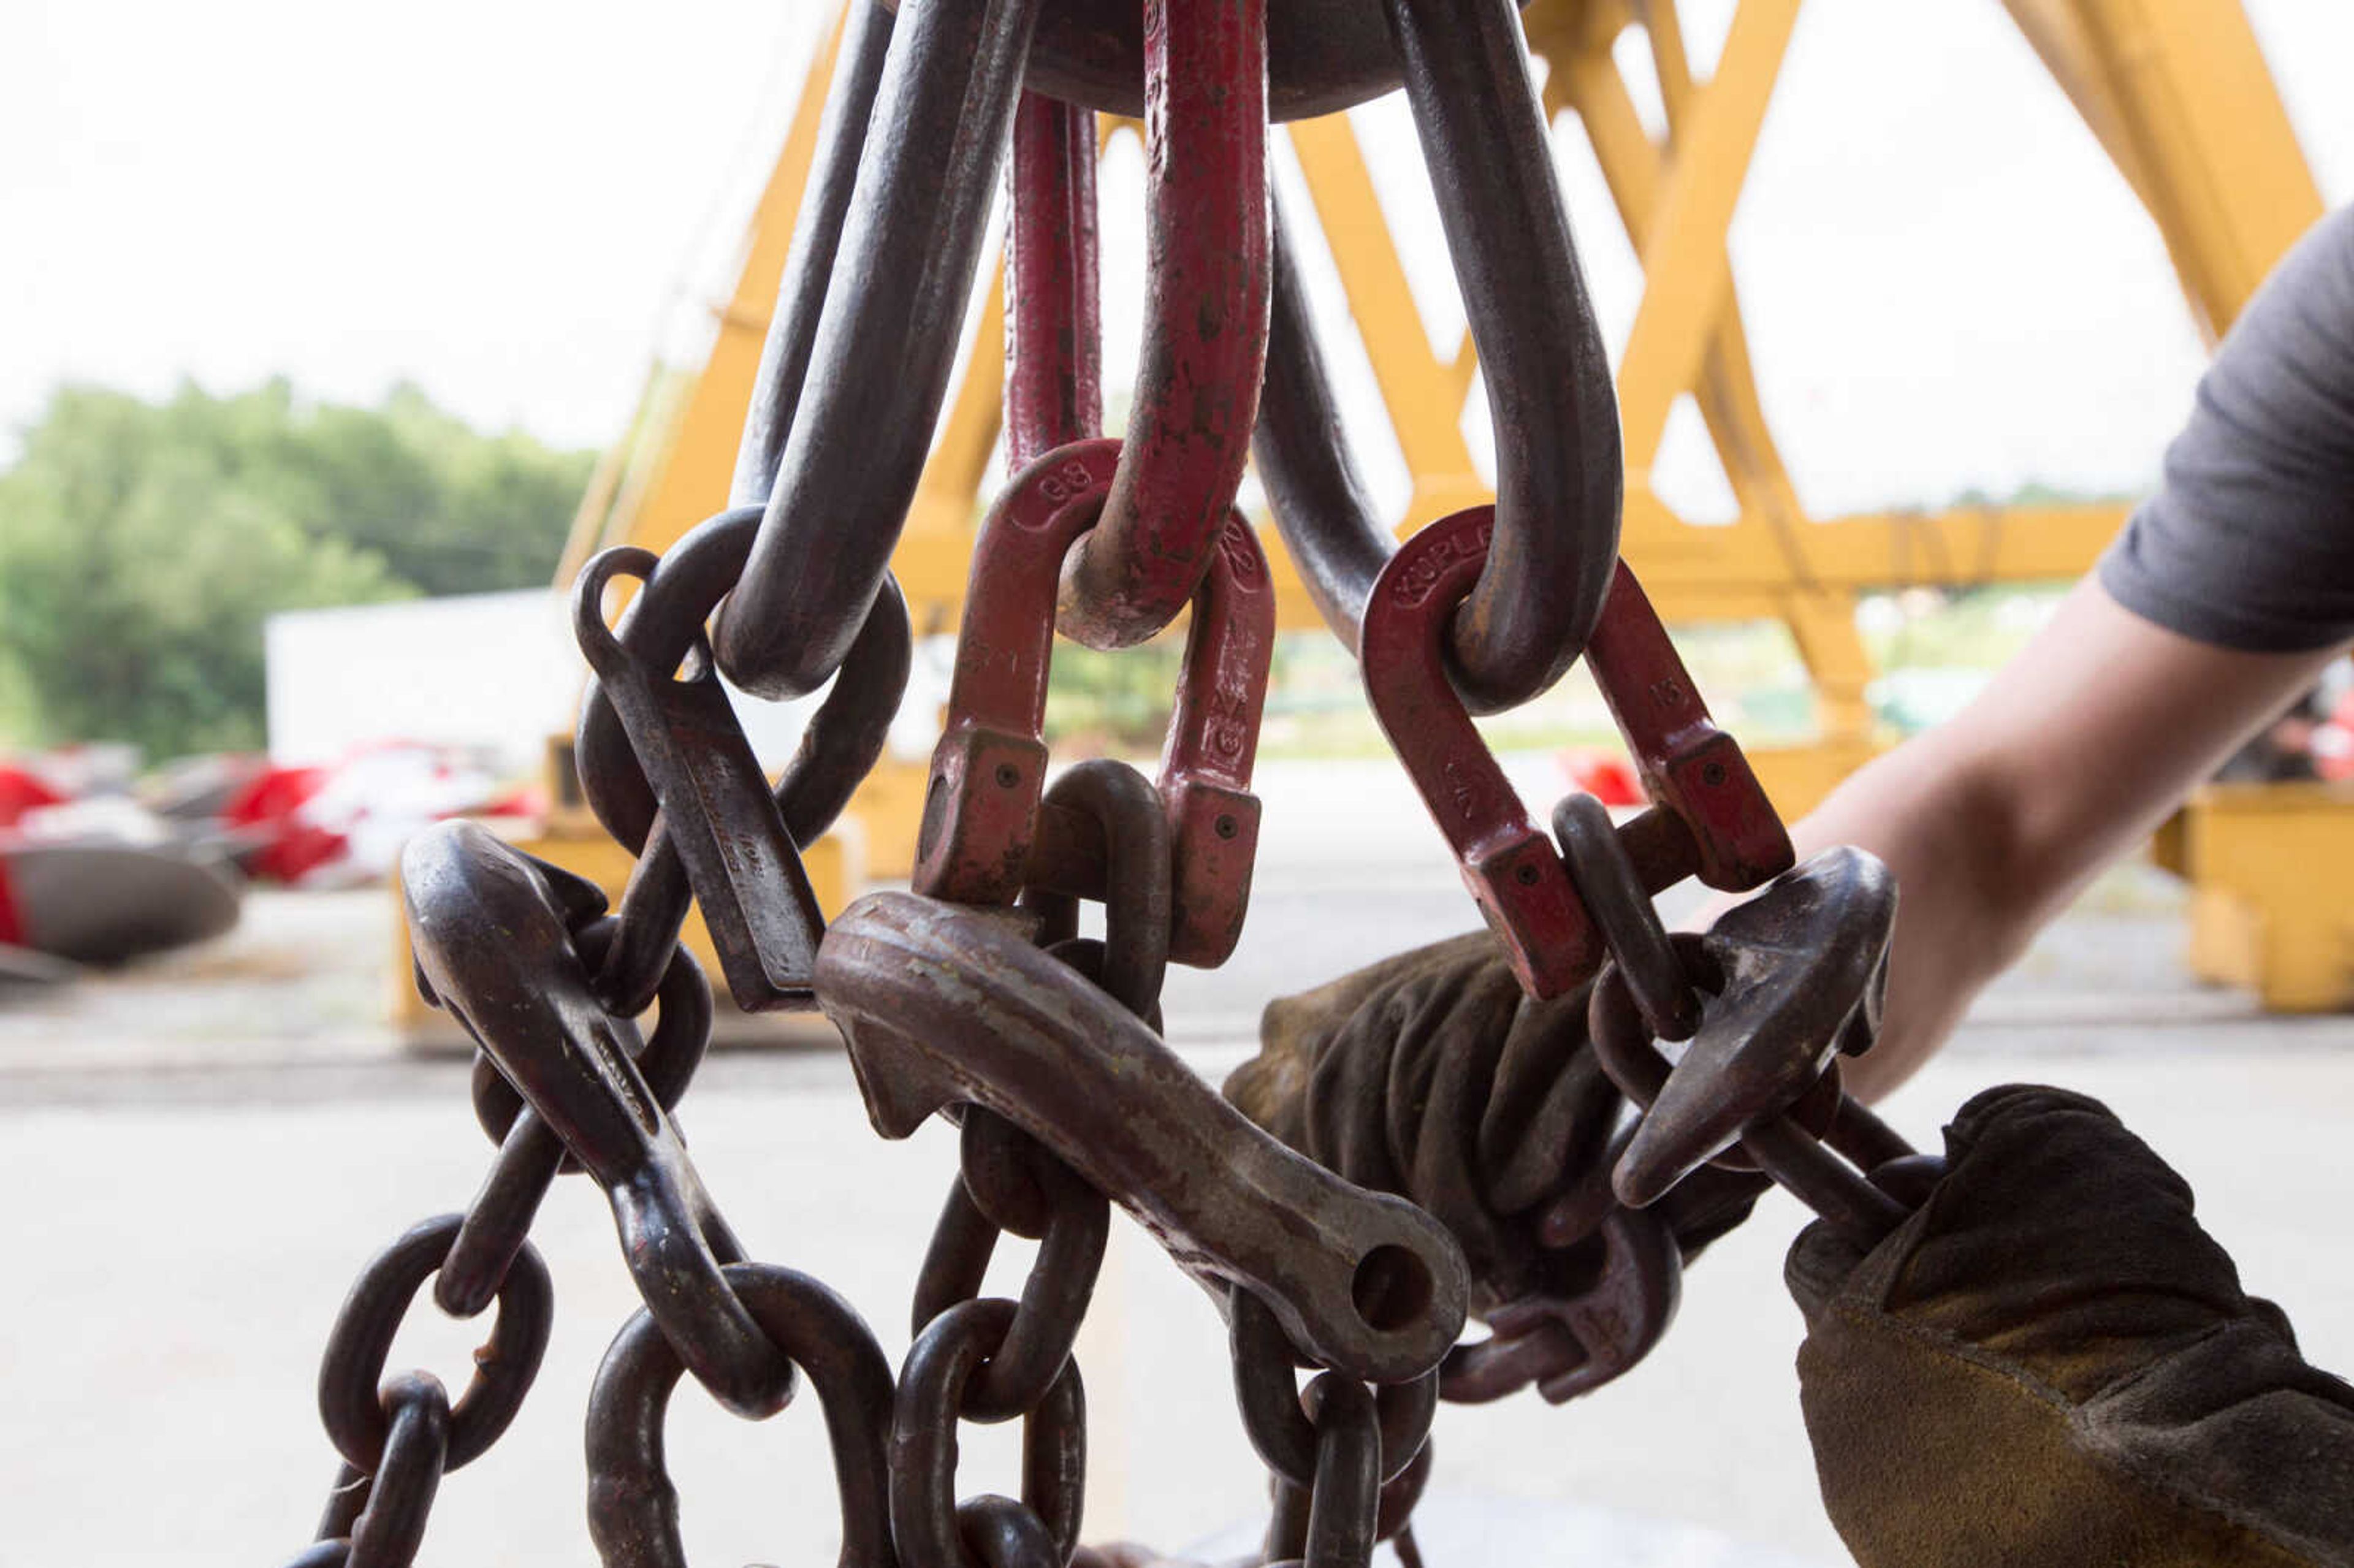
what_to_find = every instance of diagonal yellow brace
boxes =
[1612,0,1802,477]
[1286,113,1490,521]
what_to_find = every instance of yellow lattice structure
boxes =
[486,0,2338,1027]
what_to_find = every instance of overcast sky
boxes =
[5,1,2349,523]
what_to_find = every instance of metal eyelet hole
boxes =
[1350,1245,1433,1334]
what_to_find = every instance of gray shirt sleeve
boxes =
[2098,205,2354,653]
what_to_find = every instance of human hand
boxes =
[1787,1084,2354,1567]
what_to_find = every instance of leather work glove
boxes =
[1787,1084,2354,1568]
[1224,931,1761,1314]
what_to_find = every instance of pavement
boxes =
[4,756,2352,1568]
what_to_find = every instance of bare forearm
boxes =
[1790,579,2337,1101]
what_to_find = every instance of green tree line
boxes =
[0,379,595,760]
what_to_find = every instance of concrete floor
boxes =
[4,758,2351,1567]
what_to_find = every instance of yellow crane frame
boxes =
[493,0,2339,1027]
[572,0,2315,800]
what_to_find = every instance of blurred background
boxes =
[4,2,2353,1565]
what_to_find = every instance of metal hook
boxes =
[402,821,798,1418]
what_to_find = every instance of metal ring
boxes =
[1037,759,1171,1017]
[343,1374,451,1568]
[891,1298,1087,1568]
[1735,1116,1911,1249]
[1004,92,1103,473]
[1262,1373,1382,1568]
[959,1108,1056,1240]
[316,1214,552,1475]
[1374,1439,1434,1547]
[585,1262,897,1568]
[1228,1288,1434,1489]
[961,1175,1107,1423]
[956,1495,1065,1568]
[731,0,899,508]
[1056,0,1271,650]
[1553,793,1700,1041]
[1252,190,1390,650]
[312,1461,370,1549]
[915,1109,1113,1424]
[1383,0,1623,714]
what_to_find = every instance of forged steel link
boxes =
[586,1263,898,1568]
[888,762,1154,1561]
[286,1205,553,1566]
[269,3,1928,1563]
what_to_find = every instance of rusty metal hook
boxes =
[402,821,798,1418]
[571,504,911,1012]
[1591,848,1916,1249]
[575,545,827,1013]
[1435,1204,1682,1406]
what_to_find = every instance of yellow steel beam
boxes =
[1287,115,1488,521]
[1607,0,1802,482]
[1531,0,1877,737]
[2002,0,2323,343]
[861,494,2126,639]
[576,6,851,566]
[577,0,2314,730]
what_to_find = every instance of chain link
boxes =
[895,1298,1089,1568]
[586,1262,897,1568]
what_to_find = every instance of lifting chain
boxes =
[274,2,1932,1564]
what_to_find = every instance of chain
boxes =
[886,761,1163,1562]
[272,3,1927,1563]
